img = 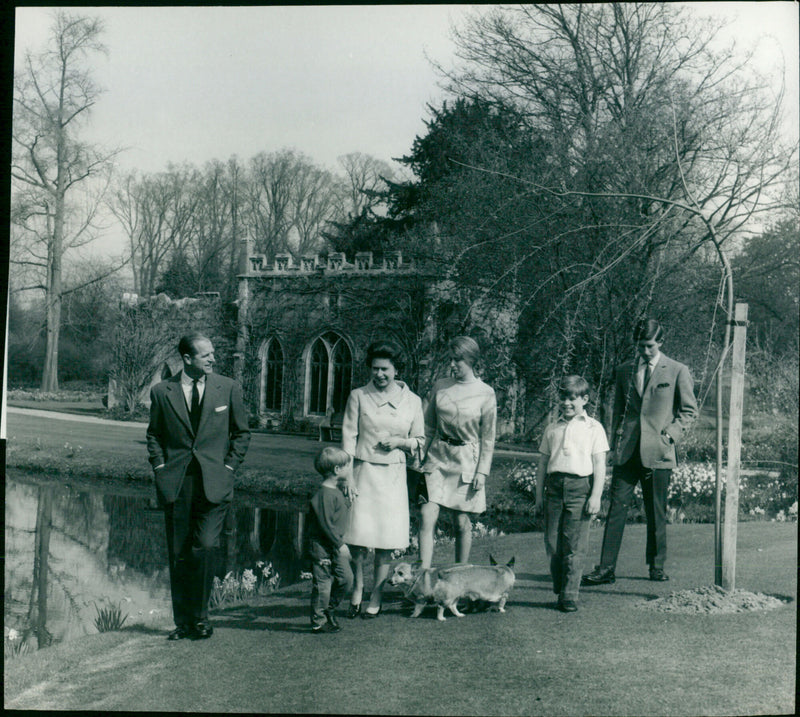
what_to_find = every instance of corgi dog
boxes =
[389,555,515,621]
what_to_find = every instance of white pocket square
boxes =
[215,405,228,412]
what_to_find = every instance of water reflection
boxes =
[4,472,309,652]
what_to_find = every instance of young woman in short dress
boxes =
[418,336,497,568]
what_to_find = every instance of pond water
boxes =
[4,471,310,651]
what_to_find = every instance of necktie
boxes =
[191,379,201,433]
[643,362,652,392]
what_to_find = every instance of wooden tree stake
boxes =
[721,303,748,591]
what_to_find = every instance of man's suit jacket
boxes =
[146,373,251,505]
[611,354,698,469]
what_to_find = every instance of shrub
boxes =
[683,412,798,468]
[103,404,150,422]
[7,388,102,403]
[93,601,129,632]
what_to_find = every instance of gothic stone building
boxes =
[232,245,525,438]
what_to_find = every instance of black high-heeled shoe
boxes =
[346,603,362,619]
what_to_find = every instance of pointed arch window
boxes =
[265,339,284,411]
[309,339,329,414]
[306,332,352,416]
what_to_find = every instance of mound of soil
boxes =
[638,585,786,614]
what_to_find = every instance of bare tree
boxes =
[107,300,174,414]
[247,149,300,257]
[428,4,795,371]
[246,149,344,261]
[337,152,395,219]
[108,165,199,297]
[187,158,250,298]
[11,11,120,391]
[290,162,343,259]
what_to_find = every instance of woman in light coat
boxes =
[342,340,425,618]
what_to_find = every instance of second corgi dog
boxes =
[389,556,515,621]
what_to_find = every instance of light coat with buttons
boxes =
[341,381,425,465]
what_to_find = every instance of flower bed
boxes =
[495,460,798,524]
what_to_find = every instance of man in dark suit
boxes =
[147,334,251,640]
[583,319,697,585]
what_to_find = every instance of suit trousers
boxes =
[543,472,593,602]
[599,447,671,571]
[164,459,229,626]
[310,542,354,628]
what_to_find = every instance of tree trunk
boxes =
[28,487,54,649]
[41,235,63,392]
[40,88,68,392]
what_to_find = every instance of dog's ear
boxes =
[507,556,516,568]
[489,554,497,565]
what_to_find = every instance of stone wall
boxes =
[238,251,431,429]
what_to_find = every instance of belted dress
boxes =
[421,376,497,514]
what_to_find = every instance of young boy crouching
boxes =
[308,447,354,633]
[534,376,609,612]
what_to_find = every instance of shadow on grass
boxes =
[122,624,169,636]
[766,593,794,604]
[506,599,563,610]
[210,607,308,634]
[515,572,553,583]
[578,588,661,599]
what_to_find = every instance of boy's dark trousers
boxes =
[543,472,592,603]
[310,542,353,628]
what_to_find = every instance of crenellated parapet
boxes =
[244,250,412,276]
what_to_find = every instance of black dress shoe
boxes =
[325,610,341,630]
[346,603,361,619]
[649,568,669,581]
[558,599,578,613]
[192,621,214,639]
[167,625,192,641]
[581,567,616,586]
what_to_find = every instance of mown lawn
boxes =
[4,522,796,715]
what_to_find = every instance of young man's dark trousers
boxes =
[164,459,229,628]
[599,447,670,571]
[543,472,593,603]
[310,543,353,628]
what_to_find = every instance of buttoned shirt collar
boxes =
[180,370,207,408]
[557,411,589,424]
[639,351,661,370]
[181,370,206,388]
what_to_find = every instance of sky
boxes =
[11,2,800,256]
[13,5,473,175]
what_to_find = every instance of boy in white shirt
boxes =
[535,376,609,612]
